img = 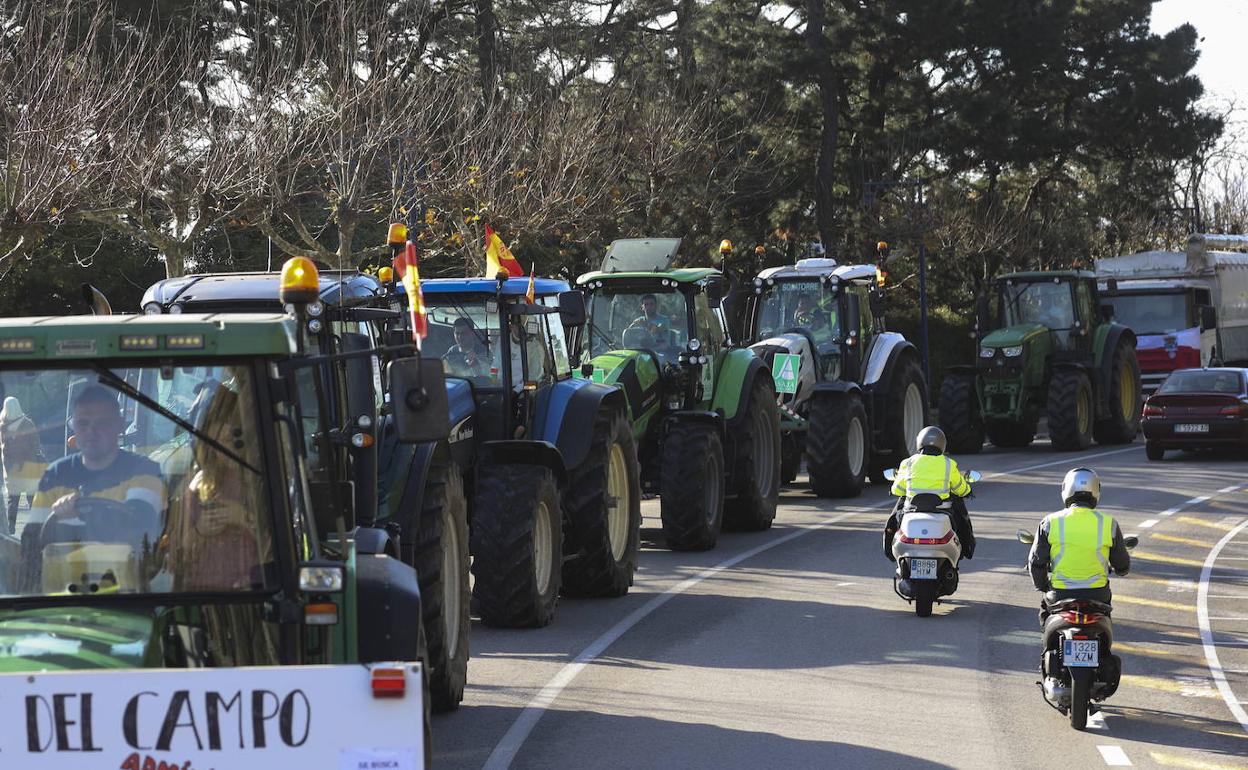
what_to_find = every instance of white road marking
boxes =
[1097,745,1132,766]
[484,446,1151,767]
[1219,485,1241,494]
[1087,710,1108,730]
[1186,495,1213,506]
[1139,519,1159,529]
[1159,508,1179,517]
[1197,515,1248,735]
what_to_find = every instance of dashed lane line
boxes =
[1150,751,1248,770]
[1113,595,1193,613]
[1140,519,1160,529]
[1197,515,1248,735]
[480,445,1147,768]
[1097,745,1132,766]
[1180,516,1246,533]
[1153,533,1218,549]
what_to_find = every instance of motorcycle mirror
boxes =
[882,469,896,481]
[967,471,982,483]
[1123,535,1139,550]
[1016,529,1035,545]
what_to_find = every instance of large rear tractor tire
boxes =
[880,359,930,466]
[724,377,781,531]
[1093,341,1142,445]
[471,466,562,628]
[938,372,984,454]
[806,394,868,498]
[1047,369,1094,451]
[986,419,1036,448]
[660,422,725,551]
[410,458,470,712]
[561,408,642,598]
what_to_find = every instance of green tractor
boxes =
[574,238,781,551]
[938,270,1142,452]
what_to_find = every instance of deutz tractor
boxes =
[574,237,781,551]
[938,270,1142,452]
[0,263,447,757]
[741,258,928,497]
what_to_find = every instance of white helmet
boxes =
[916,425,946,454]
[1061,467,1100,507]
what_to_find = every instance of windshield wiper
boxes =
[88,364,260,475]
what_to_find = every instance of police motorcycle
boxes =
[882,469,981,617]
[1016,529,1139,730]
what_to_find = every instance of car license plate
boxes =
[1175,423,1209,433]
[1063,639,1099,668]
[909,558,937,580]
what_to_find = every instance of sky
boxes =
[1151,0,1248,109]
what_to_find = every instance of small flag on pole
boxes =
[484,224,524,278]
[397,241,428,347]
[525,263,536,304]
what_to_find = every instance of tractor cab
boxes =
[986,271,1102,359]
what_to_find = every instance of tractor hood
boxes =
[981,323,1048,349]
[0,606,157,672]
[584,349,664,432]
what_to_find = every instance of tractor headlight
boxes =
[688,338,701,352]
[1003,346,1023,357]
[978,346,995,359]
[142,302,163,315]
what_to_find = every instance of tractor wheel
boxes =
[410,457,470,712]
[561,408,641,598]
[938,372,984,454]
[724,377,781,531]
[880,359,930,466]
[660,421,725,551]
[806,393,868,498]
[471,465,562,628]
[1047,369,1094,451]
[986,419,1036,448]
[780,433,802,485]
[1093,340,1142,445]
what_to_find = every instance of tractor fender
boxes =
[712,350,768,426]
[862,332,917,388]
[809,380,863,398]
[664,409,725,437]
[586,350,662,424]
[1094,324,1137,412]
[478,439,568,485]
[353,525,399,557]
[536,378,627,473]
[356,552,424,663]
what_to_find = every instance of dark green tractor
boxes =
[939,270,1142,452]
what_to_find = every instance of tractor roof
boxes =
[0,314,297,361]
[144,270,383,313]
[757,259,877,284]
[598,237,683,273]
[999,270,1095,281]
[577,267,721,285]
[421,277,569,297]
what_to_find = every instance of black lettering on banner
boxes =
[250,690,280,749]
[80,693,101,752]
[279,690,311,747]
[25,695,53,752]
[205,690,244,750]
[123,692,159,750]
[155,691,203,752]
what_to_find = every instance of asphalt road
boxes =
[434,440,1248,769]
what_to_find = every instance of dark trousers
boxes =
[883,496,976,560]
[1039,586,1113,624]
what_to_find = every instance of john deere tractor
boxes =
[939,270,1142,452]
[575,238,781,551]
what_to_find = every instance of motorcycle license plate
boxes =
[909,558,937,580]
[1175,423,1209,433]
[1063,639,1099,668]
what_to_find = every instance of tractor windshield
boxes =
[0,363,278,601]
[586,285,689,364]
[756,279,841,348]
[1002,280,1076,329]
[425,298,502,386]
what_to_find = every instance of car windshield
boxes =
[0,363,277,601]
[757,279,841,347]
[1157,370,1244,395]
[586,286,689,364]
[425,297,503,387]
[1107,292,1189,335]
[1003,280,1075,329]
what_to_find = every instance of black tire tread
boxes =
[806,394,868,498]
[1093,341,1142,445]
[1047,370,1094,451]
[724,377,781,531]
[660,422,724,551]
[938,373,984,454]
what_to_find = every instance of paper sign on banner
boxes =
[340,746,418,770]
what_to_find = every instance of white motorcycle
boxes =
[882,469,981,617]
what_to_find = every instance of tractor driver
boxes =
[443,317,490,378]
[625,294,671,349]
[792,292,835,339]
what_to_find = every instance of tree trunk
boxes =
[475,0,498,103]
[162,241,190,279]
[805,0,840,247]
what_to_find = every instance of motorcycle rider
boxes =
[1028,468,1130,619]
[885,426,976,560]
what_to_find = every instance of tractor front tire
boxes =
[471,465,562,628]
[806,393,868,498]
[561,408,642,598]
[1093,341,1142,445]
[1047,369,1095,451]
[411,457,470,712]
[724,377,781,531]
[660,422,725,551]
[938,372,984,454]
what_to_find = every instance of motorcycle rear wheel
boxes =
[1069,669,1091,730]
[915,584,935,617]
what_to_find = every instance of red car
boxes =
[1142,368,1248,460]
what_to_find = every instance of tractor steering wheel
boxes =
[40,496,155,548]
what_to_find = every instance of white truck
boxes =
[1095,234,1248,394]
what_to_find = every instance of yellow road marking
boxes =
[1178,516,1238,532]
[1120,674,1217,697]
[1153,533,1216,548]
[1114,595,1193,613]
[1133,551,1207,569]
[1113,642,1202,663]
[1150,751,1248,770]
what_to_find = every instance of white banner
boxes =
[0,664,425,770]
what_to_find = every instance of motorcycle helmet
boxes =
[1061,467,1100,508]
[915,426,946,455]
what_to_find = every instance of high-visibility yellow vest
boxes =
[890,453,971,500]
[1049,506,1114,589]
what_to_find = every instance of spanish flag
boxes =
[484,224,523,278]
[525,263,536,304]
[396,241,428,346]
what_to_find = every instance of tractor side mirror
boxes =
[558,290,588,327]
[975,294,990,337]
[387,357,450,443]
[705,278,725,308]
[1099,303,1115,322]
[868,288,886,319]
[1199,304,1217,332]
